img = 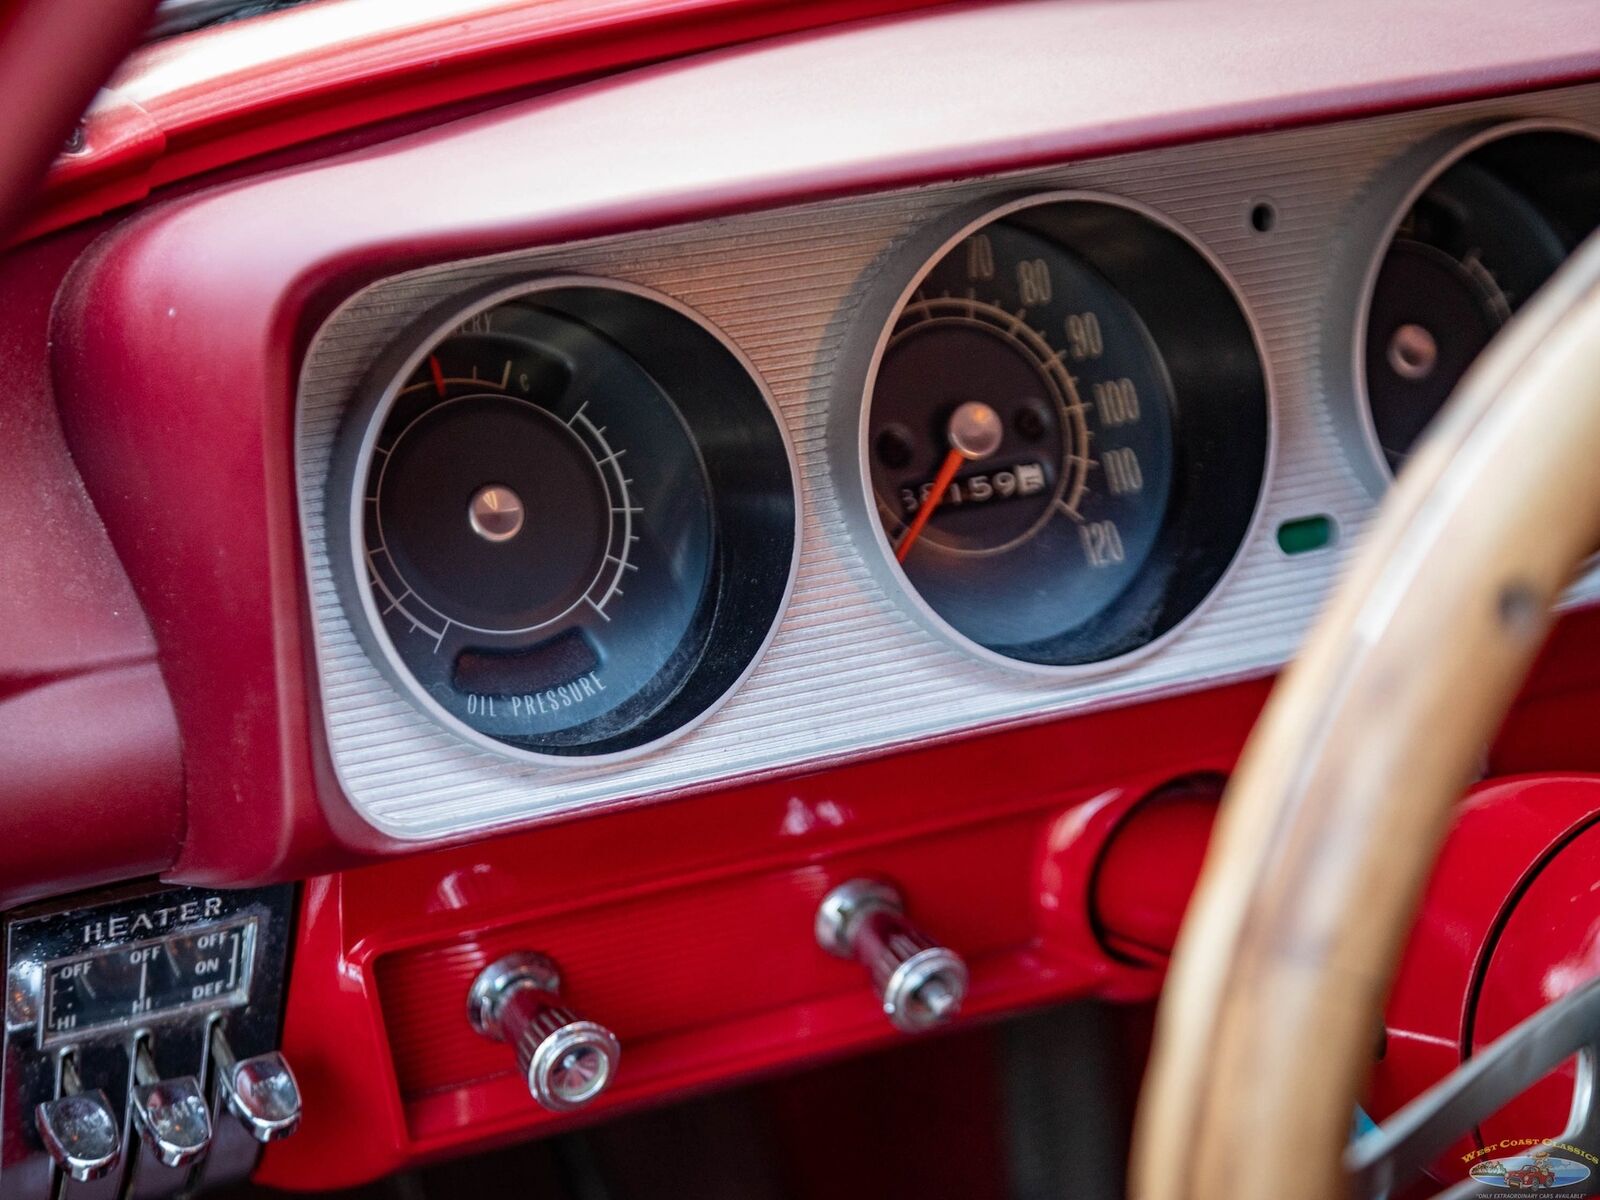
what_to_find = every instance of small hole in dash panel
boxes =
[1277,514,1337,556]
[1249,201,1277,234]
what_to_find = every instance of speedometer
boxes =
[840,194,1269,670]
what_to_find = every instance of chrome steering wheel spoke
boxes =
[1347,973,1600,1199]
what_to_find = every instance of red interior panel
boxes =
[258,681,1266,1189]
[6,6,1600,1193]
[0,228,182,907]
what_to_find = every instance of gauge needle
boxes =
[429,354,447,397]
[895,400,1005,563]
[896,447,965,563]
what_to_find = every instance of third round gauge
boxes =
[843,193,1270,670]
[1350,122,1600,482]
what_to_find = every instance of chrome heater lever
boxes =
[34,1055,120,1183]
[130,1040,212,1169]
[211,1024,302,1142]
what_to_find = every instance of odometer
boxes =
[844,194,1268,669]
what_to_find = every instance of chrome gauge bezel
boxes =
[328,275,802,766]
[833,190,1274,678]
[1333,117,1600,496]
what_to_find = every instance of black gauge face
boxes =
[366,314,712,743]
[1365,130,1600,472]
[339,282,797,758]
[872,223,1176,647]
[859,198,1268,667]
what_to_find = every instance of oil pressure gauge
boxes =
[332,278,798,760]
[839,194,1269,670]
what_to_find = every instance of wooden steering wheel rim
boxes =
[1131,229,1600,1200]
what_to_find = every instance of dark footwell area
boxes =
[231,1000,1149,1200]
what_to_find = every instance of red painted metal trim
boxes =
[12,0,953,247]
[1368,776,1600,1187]
[34,0,1600,259]
[1491,609,1600,775]
[1471,813,1600,1160]
[259,681,1260,1190]
[1088,776,1224,966]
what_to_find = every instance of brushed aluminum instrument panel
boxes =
[297,83,1600,841]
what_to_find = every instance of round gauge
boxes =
[1356,124,1600,477]
[332,278,798,760]
[842,194,1269,670]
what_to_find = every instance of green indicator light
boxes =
[1277,515,1336,556]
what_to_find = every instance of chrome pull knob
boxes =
[468,952,621,1113]
[36,1057,120,1182]
[815,879,970,1033]
[130,1040,212,1168]
[211,1025,302,1142]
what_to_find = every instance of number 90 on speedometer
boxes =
[843,193,1269,671]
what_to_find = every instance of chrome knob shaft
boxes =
[468,952,620,1112]
[816,879,970,1033]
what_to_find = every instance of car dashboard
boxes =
[4,0,1600,1194]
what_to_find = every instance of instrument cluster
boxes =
[300,94,1600,837]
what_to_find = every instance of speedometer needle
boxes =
[896,448,965,563]
[895,400,1006,563]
